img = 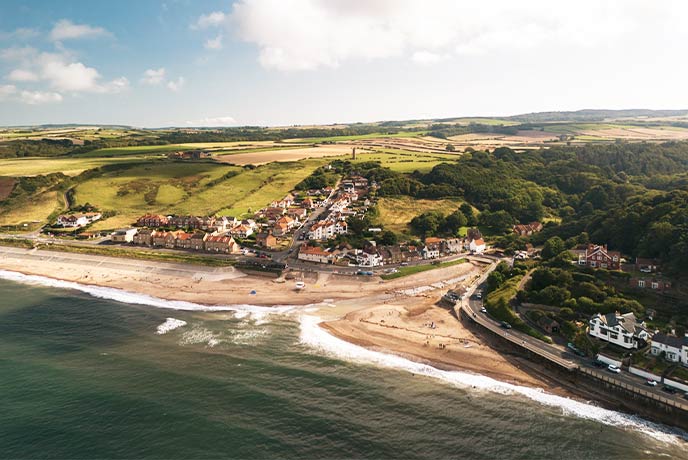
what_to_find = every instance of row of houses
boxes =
[112,228,240,253]
[513,221,543,236]
[56,212,102,228]
[135,214,237,232]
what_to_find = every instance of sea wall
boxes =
[628,366,662,382]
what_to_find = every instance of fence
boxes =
[596,354,622,368]
[628,366,662,382]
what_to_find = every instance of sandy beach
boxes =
[0,245,552,391]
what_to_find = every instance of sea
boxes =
[0,270,687,460]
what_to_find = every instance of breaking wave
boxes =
[299,315,688,445]
[156,318,187,334]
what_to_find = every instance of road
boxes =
[459,272,688,408]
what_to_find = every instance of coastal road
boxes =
[460,279,688,407]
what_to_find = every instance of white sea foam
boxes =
[180,327,221,348]
[299,315,688,445]
[156,318,187,334]
[0,269,295,315]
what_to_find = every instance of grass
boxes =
[381,258,467,280]
[376,197,464,233]
[485,275,552,343]
[0,190,61,226]
[351,150,455,173]
[282,131,428,144]
[72,159,325,230]
[0,156,155,177]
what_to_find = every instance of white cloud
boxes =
[204,34,223,50]
[20,90,63,105]
[50,19,110,41]
[411,51,447,65]
[193,11,227,29]
[228,0,681,71]
[166,76,185,92]
[7,69,39,81]
[0,28,40,41]
[0,46,38,62]
[141,67,166,85]
[185,116,236,126]
[0,84,16,99]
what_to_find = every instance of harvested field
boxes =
[215,145,368,165]
[376,197,465,233]
[579,126,688,140]
[0,177,16,200]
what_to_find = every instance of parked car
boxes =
[607,364,621,374]
[646,379,657,387]
[500,321,512,329]
[661,385,678,394]
[480,307,487,314]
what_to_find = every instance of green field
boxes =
[0,156,156,177]
[282,131,428,144]
[351,149,457,173]
[376,197,465,233]
[72,159,325,230]
[380,258,468,280]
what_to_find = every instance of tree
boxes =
[410,211,444,237]
[542,236,566,260]
[379,230,398,246]
[460,203,477,226]
[486,271,504,293]
[443,210,467,233]
[446,143,456,152]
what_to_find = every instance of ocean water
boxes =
[0,274,686,459]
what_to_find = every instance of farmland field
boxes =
[0,156,156,177]
[72,159,326,230]
[351,149,458,173]
[376,197,465,233]
[215,145,366,165]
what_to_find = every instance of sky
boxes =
[0,0,687,128]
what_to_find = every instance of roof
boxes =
[300,245,331,256]
[425,237,443,244]
[472,238,485,246]
[206,235,234,243]
[652,333,688,349]
[595,311,642,335]
[176,232,193,241]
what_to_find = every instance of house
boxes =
[272,221,290,237]
[287,208,307,220]
[342,181,355,193]
[571,244,621,270]
[379,245,404,265]
[111,228,138,243]
[205,235,240,253]
[349,175,369,188]
[650,333,688,365]
[301,198,315,209]
[635,257,660,273]
[174,232,194,249]
[133,229,155,246]
[422,243,441,259]
[537,316,560,334]
[442,238,464,254]
[189,232,208,251]
[588,311,649,349]
[229,224,253,238]
[298,245,335,264]
[215,216,238,232]
[136,214,169,228]
[256,232,277,249]
[169,215,218,230]
[152,230,184,248]
[308,221,336,241]
[469,238,486,254]
[152,231,170,247]
[276,216,297,232]
[356,247,383,267]
[334,220,348,235]
[466,227,482,241]
[57,212,102,228]
[513,222,543,236]
[630,278,672,292]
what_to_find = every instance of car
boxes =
[480,307,487,313]
[500,321,512,329]
[592,360,605,368]
[661,385,678,394]
[607,364,621,373]
[475,292,483,299]
[646,379,657,387]
[400,262,409,266]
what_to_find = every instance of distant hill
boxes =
[505,109,688,123]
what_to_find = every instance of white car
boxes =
[480,307,487,313]
[647,379,658,387]
[607,364,621,374]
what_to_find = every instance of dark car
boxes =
[500,321,512,329]
[661,386,678,394]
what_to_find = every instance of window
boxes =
[600,328,608,335]
[590,261,597,267]
[638,280,645,288]
[624,336,631,343]
[610,332,619,340]
[651,282,659,289]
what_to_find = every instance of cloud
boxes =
[166,76,185,92]
[192,11,227,29]
[20,90,63,105]
[0,46,38,62]
[7,69,39,81]
[50,19,110,41]
[0,84,17,99]
[185,116,236,126]
[0,28,40,41]
[204,34,223,50]
[228,0,671,71]
[38,53,127,93]
[141,67,166,85]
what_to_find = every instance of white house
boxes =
[588,312,649,349]
[308,221,336,241]
[651,333,688,365]
[356,248,383,267]
[57,212,102,228]
[111,228,138,243]
[469,238,486,254]
[298,245,335,264]
[422,245,440,259]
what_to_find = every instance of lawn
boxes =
[376,197,464,233]
[380,258,468,280]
